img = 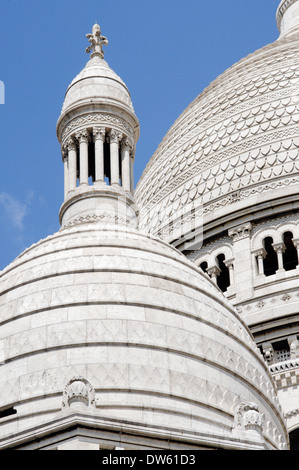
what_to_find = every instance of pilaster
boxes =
[228,223,254,302]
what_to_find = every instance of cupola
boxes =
[277,0,299,36]
[56,24,140,229]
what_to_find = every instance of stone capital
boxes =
[93,127,106,142]
[224,258,234,269]
[252,248,266,258]
[66,136,77,151]
[206,265,221,278]
[76,130,90,144]
[228,223,252,241]
[109,129,123,144]
[121,136,133,151]
[272,242,286,254]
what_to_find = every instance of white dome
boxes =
[135,28,299,243]
[0,222,287,449]
[60,55,135,116]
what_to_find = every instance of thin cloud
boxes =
[0,192,28,230]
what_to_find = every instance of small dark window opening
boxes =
[290,428,299,450]
[88,139,95,183]
[283,232,298,271]
[273,339,290,362]
[263,237,278,276]
[200,262,208,273]
[0,407,16,419]
[76,142,80,185]
[104,138,111,185]
[119,146,122,185]
[216,254,230,293]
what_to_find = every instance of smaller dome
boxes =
[61,55,134,116]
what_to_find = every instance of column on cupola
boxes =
[67,137,77,193]
[110,129,122,185]
[62,148,69,200]
[121,138,132,192]
[228,223,254,302]
[93,127,105,183]
[130,149,135,192]
[62,127,135,196]
[77,130,90,186]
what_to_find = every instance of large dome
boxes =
[135,17,299,244]
[0,222,287,449]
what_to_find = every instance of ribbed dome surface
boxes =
[61,56,134,116]
[135,30,299,241]
[0,222,287,449]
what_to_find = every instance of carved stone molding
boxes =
[60,113,134,145]
[61,211,138,229]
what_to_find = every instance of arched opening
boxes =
[283,231,298,271]
[216,254,230,292]
[263,237,278,276]
[290,428,299,450]
[200,261,208,274]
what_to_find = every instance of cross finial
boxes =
[86,23,108,59]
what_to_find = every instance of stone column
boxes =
[67,137,77,192]
[253,248,266,276]
[224,258,235,286]
[130,150,135,193]
[77,130,89,186]
[228,223,253,302]
[273,242,285,271]
[93,127,105,183]
[293,239,299,268]
[62,150,69,200]
[121,138,131,192]
[110,130,122,186]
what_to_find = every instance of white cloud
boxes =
[0,192,28,230]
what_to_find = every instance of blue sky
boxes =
[0,0,279,270]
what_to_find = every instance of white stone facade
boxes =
[135,0,299,448]
[0,222,287,449]
[0,5,296,451]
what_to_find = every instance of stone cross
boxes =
[86,23,108,59]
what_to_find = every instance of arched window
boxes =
[216,254,230,293]
[283,231,298,271]
[200,261,208,274]
[263,237,278,276]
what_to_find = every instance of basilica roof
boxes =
[135,3,299,243]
